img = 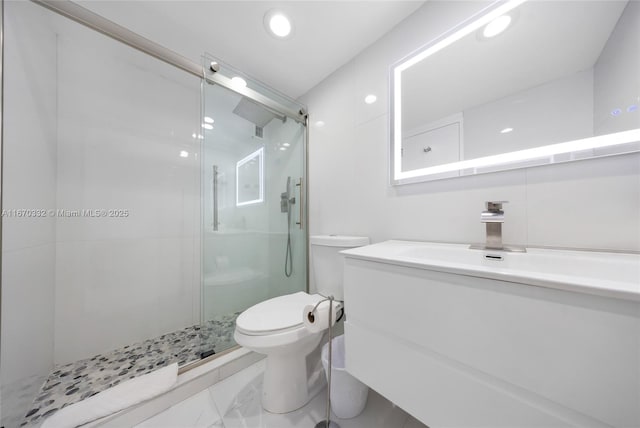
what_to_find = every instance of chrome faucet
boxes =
[470,201,526,252]
[482,201,506,250]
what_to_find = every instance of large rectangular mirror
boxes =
[391,0,640,185]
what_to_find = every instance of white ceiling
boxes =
[76,1,425,99]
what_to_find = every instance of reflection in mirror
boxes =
[391,0,640,184]
[236,147,264,206]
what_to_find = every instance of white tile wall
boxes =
[1,245,56,377]
[525,154,640,250]
[301,0,640,254]
[52,18,202,364]
[1,2,58,425]
[54,238,199,363]
[2,9,204,411]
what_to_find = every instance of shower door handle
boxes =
[296,178,303,229]
[213,165,219,231]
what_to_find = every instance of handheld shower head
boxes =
[282,176,296,277]
[281,176,295,213]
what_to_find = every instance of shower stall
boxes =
[0,2,308,427]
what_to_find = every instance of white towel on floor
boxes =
[41,363,178,428]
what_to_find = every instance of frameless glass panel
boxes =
[200,61,307,355]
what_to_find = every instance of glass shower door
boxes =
[200,61,307,355]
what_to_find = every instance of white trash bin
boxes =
[321,334,369,419]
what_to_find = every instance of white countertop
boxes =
[342,240,640,302]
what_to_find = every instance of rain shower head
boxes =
[232,97,280,128]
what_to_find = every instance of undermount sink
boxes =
[341,240,640,301]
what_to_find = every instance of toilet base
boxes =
[261,334,326,413]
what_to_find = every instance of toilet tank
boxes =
[310,235,370,301]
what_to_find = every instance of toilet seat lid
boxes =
[236,292,324,335]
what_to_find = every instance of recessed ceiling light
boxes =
[364,94,377,104]
[192,133,197,139]
[180,150,189,158]
[231,76,247,88]
[283,142,290,147]
[500,127,514,134]
[264,10,293,38]
[202,123,214,130]
[483,15,512,38]
[315,121,325,128]
[270,14,291,37]
[204,116,214,124]
[279,147,287,151]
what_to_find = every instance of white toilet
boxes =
[234,235,370,414]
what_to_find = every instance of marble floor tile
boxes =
[134,389,224,428]
[208,359,422,428]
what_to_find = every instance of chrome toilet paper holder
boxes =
[310,295,343,428]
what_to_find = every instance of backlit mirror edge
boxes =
[389,0,640,186]
[236,146,265,206]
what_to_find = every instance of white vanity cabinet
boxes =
[342,241,640,428]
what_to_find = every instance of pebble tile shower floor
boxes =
[20,313,240,427]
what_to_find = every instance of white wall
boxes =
[53,19,201,364]
[1,3,57,426]
[300,1,640,255]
